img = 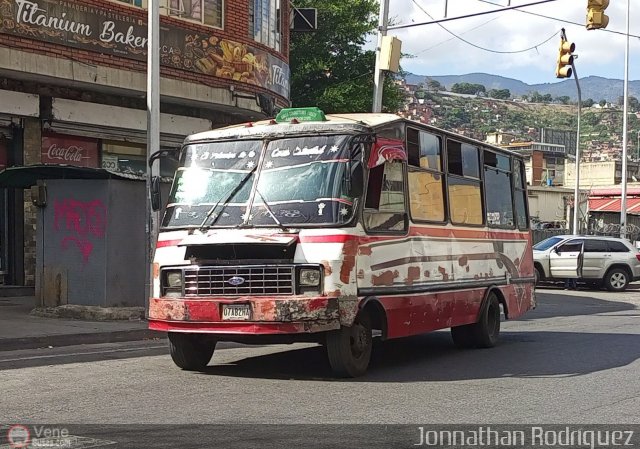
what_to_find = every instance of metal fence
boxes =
[531,225,640,246]
[531,229,568,244]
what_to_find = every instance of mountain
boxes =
[405,72,640,103]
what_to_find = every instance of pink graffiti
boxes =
[54,198,107,264]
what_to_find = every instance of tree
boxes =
[556,96,570,105]
[289,0,404,113]
[488,89,511,100]
[451,83,486,95]
[582,98,595,108]
[426,79,443,92]
[599,99,607,107]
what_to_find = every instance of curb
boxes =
[0,329,166,352]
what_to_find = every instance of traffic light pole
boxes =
[561,28,582,236]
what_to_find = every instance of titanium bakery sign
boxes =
[0,0,290,98]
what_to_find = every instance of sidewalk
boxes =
[0,296,164,351]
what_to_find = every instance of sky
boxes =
[384,0,640,85]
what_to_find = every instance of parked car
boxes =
[533,235,640,291]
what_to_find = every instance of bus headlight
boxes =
[162,269,183,297]
[299,268,321,287]
[166,271,183,288]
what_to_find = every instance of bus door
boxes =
[549,239,584,278]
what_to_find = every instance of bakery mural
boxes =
[0,0,290,98]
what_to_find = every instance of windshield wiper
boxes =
[244,189,288,231]
[198,166,258,231]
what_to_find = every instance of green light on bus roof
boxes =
[275,107,326,123]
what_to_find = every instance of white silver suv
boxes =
[533,235,640,291]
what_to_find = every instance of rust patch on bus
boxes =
[405,266,421,285]
[338,296,358,326]
[340,239,359,283]
[358,245,373,256]
[357,269,365,279]
[274,298,339,322]
[150,299,188,321]
[438,266,449,281]
[424,270,430,278]
[458,255,468,266]
[372,270,399,286]
[321,261,333,276]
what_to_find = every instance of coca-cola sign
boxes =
[41,133,98,167]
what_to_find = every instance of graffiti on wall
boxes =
[53,198,107,264]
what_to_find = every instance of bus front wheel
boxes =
[325,311,372,378]
[168,332,217,371]
[451,293,501,349]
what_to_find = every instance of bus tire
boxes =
[325,310,372,378]
[451,325,475,349]
[168,332,217,371]
[451,293,501,349]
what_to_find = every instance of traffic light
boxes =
[555,38,575,79]
[587,0,609,30]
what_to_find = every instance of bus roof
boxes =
[185,113,401,143]
[184,112,525,159]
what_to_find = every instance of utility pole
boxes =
[372,0,390,112]
[145,0,160,309]
[620,0,630,239]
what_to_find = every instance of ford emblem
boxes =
[228,276,245,286]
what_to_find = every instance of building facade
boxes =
[0,0,291,286]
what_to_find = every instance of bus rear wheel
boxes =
[168,332,217,371]
[451,293,501,349]
[325,311,372,378]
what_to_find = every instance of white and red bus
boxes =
[149,108,535,377]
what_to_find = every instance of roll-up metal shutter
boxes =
[43,121,185,148]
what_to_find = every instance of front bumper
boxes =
[148,296,341,335]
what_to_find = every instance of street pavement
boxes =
[1,286,640,447]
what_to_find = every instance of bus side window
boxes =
[364,161,407,233]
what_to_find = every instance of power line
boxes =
[411,0,559,54]
[387,0,561,31]
[415,16,500,55]
[476,0,640,39]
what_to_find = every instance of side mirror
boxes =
[150,176,161,212]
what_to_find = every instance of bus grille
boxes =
[183,266,295,296]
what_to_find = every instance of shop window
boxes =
[103,142,179,178]
[249,0,281,50]
[169,0,223,28]
[364,161,407,232]
[484,151,514,227]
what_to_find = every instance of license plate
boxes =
[222,304,251,321]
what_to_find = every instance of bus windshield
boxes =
[161,134,361,229]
